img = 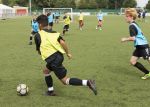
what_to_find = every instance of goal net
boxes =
[43,8,73,22]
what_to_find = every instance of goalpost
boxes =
[43,8,73,22]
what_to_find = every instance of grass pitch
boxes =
[0,15,150,107]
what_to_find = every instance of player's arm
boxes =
[34,33,41,55]
[121,25,137,42]
[121,36,135,42]
[58,36,72,59]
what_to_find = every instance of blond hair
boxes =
[125,8,137,20]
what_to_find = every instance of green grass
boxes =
[0,15,150,107]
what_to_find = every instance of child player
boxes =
[34,14,97,96]
[29,15,39,45]
[96,11,103,30]
[47,12,54,30]
[121,8,150,80]
[62,12,71,36]
[78,10,84,31]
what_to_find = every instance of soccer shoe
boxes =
[29,42,32,45]
[88,80,97,95]
[96,26,98,29]
[141,73,150,80]
[45,91,57,96]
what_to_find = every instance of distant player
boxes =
[62,12,71,36]
[34,14,97,96]
[29,15,39,45]
[47,12,54,30]
[137,10,142,21]
[78,10,84,31]
[142,10,147,22]
[121,8,150,79]
[54,11,60,23]
[96,11,103,30]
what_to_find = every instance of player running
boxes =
[47,12,54,30]
[121,8,150,80]
[78,10,84,31]
[34,14,97,96]
[96,11,103,31]
[29,15,39,45]
[62,12,71,36]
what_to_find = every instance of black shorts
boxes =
[55,16,59,19]
[45,52,67,79]
[132,47,150,59]
[31,31,38,35]
[63,25,69,31]
[49,22,53,27]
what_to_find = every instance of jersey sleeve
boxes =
[129,25,138,37]
[34,33,41,51]
[57,36,65,43]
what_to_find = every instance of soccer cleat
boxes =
[45,91,57,96]
[29,42,32,45]
[88,80,97,95]
[96,26,98,29]
[141,73,150,80]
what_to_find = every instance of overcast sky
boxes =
[136,0,149,7]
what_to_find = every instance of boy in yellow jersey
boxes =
[62,12,71,36]
[78,10,84,31]
[34,15,97,96]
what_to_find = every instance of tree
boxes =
[122,0,137,8]
[77,0,88,9]
[146,0,150,9]
[88,0,97,9]
[96,0,108,8]
[1,0,9,5]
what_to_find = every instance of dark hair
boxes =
[47,12,51,16]
[36,14,48,27]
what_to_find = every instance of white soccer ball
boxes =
[17,84,29,96]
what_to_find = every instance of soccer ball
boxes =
[17,84,29,96]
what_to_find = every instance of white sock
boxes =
[82,80,88,86]
[48,87,54,91]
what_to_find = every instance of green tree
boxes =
[1,0,9,5]
[96,0,108,8]
[146,0,150,9]
[88,0,97,9]
[77,0,88,9]
[122,0,137,8]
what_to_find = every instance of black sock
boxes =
[30,36,32,41]
[69,78,83,86]
[134,62,149,74]
[45,75,53,87]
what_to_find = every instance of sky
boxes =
[136,0,149,7]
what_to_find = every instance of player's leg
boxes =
[80,20,84,30]
[29,31,34,45]
[43,67,56,96]
[51,52,97,95]
[131,49,150,79]
[96,20,100,30]
[61,76,97,95]
[62,25,66,35]
[99,20,102,30]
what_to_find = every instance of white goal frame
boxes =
[43,8,73,22]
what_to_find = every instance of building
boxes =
[136,0,149,8]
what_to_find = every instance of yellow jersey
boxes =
[39,30,65,60]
